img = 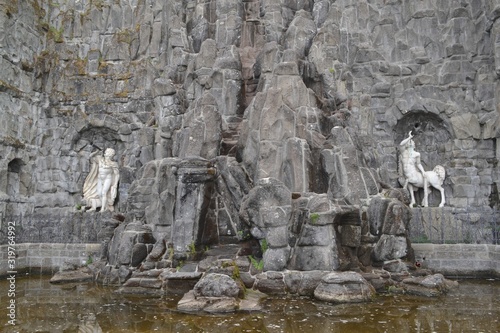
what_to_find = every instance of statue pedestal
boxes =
[409,207,498,244]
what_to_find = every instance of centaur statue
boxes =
[399,131,446,207]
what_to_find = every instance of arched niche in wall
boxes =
[394,111,453,171]
[71,125,130,211]
[394,111,453,206]
[71,125,127,171]
[7,158,27,198]
[72,127,123,154]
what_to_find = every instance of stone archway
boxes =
[394,111,453,206]
[7,158,27,198]
[394,111,452,170]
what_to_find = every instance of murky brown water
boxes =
[0,275,499,333]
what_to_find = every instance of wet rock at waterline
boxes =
[313,271,376,303]
[7,0,500,314]
[402,273,458,297]
[177,273,262,313]
[193,273,242,298]
[177,291,240,313]
[50,267,94,284]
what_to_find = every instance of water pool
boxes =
[1,275,499,332]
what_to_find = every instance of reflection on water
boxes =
[0,275,499,333]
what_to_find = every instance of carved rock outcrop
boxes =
[5,0,499,312]
[314,271,376,303]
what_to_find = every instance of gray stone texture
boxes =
[413,243,500,278]
[107,221,155,267]
[1,0,500,278]
[0,212,105,244]
[0,243,100,276]
[402,273,458,297]
[314,271,376,303]
[365,191,415,264]
[373,234,409,262]
[193,273,241,298]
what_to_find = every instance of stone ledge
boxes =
[160,271,203,280]
[0,243,100,277]
[412,243,500,277]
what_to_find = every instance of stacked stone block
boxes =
[1,0,500,285]
[0,243,100,276]
[0,0,499,219]
[413,243,500,278]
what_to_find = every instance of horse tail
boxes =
[433,165,446,184]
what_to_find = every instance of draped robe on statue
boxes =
[82,149,119,212]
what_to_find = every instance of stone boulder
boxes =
[240,185,349,272]
[126,158,180,230]
[288,208,340,271]
[107,222,155,267]
[193,273,241,298]
[177,273,260,313]
[372,234,409,262]
[253,271,287,295]
[313,271,376,303]
[49,266,93,284]
[240,177,292,230]
[402,273,458,297]
[284,10,317,58]
[177,290,239,313]
[94,264,132,286]
[382,259,409,273]
[368,193,412,264]
[240,177,292,271]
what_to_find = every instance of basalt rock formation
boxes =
[2,0,499,304]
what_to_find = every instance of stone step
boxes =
[221,115,243,156]
[178,261,198,272]
[122,277,162,289]
[204,244,241,258]
[160,270,203,280]
[160,270,203,295]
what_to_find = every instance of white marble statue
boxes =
[82,148,120,212]
[399,131,446,207]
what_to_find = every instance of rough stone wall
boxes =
[0,212,103,244]
[0,0,45,215]
[0,243,100,276]
[329,0,500,211]
[0,0,499,218]
[413,243,500,278]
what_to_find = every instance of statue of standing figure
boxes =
[82,148,120,212]
[399,131,446,207]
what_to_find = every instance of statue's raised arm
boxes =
[400,131,414,147]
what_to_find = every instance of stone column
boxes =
[171,159,217,252]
